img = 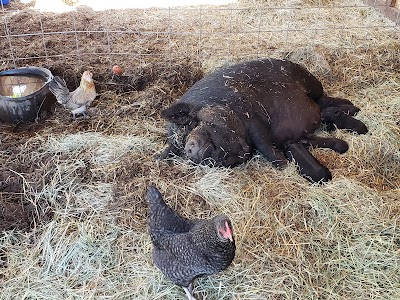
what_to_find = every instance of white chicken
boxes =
[49,70,97,119]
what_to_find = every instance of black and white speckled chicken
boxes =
[147,185,236,300]
[49,70,96,119]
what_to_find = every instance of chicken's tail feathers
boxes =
[49,76,67,92]
[147,185,165,205]
[53,75,67,86]
[48,76,71,104]
[146,185,192,233]
[147,185,170,217]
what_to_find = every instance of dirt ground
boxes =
[0,0,399,299]
[0,56,204,229]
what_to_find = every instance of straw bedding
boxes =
[0,0,399,299]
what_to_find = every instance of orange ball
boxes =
[112,65,123,75]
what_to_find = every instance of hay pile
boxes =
[0,0,399,299]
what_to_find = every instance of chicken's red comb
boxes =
[219,221,233,242]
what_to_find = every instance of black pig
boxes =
[159,58,367,183]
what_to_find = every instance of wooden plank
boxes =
[363,0,400,24]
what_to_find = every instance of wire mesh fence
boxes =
[0,0,399,72]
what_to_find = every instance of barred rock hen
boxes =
[49,70,96,119]
[147,185,235,300]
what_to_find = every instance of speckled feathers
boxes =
[146,185,236,288]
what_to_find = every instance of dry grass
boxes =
[1,0,399,299]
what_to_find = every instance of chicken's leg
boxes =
[182,282,197,300]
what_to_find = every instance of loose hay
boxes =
[189,166,236,203]
[46,132,156,165]
[1,0,400,299]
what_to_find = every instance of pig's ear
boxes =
[161,103,196,125]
